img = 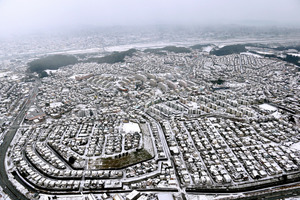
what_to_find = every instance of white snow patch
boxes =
[50,102,63,108]
[106,42,183,52]
[28,107,36,112]
[47,48,103,55]
[0,71,9,77]
[259,104,277,111]
[76,104,88,109]
[241,52,262,58]
[256,51,274,55]
[11,75,21,80]
[122,122,140,133]
[290,142,300,151]
[272,111,281,119]
[289,53,300,57]
[62,88,69,93]
[69,74,89,80]
[203,46,214,52]
[226,82,246,87]
[157,193,173,200]
[285,195,300,200]
[186,194,215,200]
[155,89,163,96]
[69,75,76,80]
[45,69,58,74]
[187,101,198,109]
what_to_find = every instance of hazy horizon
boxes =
[0,0,300,38]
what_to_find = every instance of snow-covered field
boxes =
[157,193,173,200]
[240,52,262,58]
[122,122,140,133]
[0,71,9,77]
[291,142,300,151]
[259,104,277,111]
[69,74,89,80]
[105,41,195,52]
[45,69,58,74]
[226,82,247,88]
[47,48,103,55]
[272,111,281,119]
[289,53,300,57]
[0,71,22,80]
[39,194,86,200]
[50,102,63,108]
[155,89,163,96]
[256,51,274,55]
[202,46,214,52]
[187,101,198,109]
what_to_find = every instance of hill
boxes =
[211,44,247,56]
[190,44,213,50]
[86,49,137,64]
[28,54,78,76]
[144,46,191,54]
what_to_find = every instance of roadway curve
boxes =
[0,79,39,200]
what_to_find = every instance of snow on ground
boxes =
[240,52,262,58]
[47,48,103,55]
[186,194,215,200]
[10,75,21,80]
[203,46,214,52]
[45,40,197,56]
[0,71,9,77]
[0,192,10,200]
[0,71,22,80]
[259,103,277,111]
[76,104,88,109]
[290,142,300,151]
[62,88,69,93]
[69,75,77,80]
[28,106,37,112]
[155,89,163,96]
[226,82,246,88]
[256,51,274,55]
[187,101,198,109]
[285,196,300,200]
[50,102,63,108]
[45,69,58,74]
[39,194,86,200]
[289,53,300,57]
[122,122,140,133]
[157,193,173,200]
[272,111,281,119]
[69,74,89,80]
[105,42,185,52]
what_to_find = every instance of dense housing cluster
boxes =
[1,45,300,200]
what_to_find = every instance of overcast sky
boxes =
[0,0,299,37]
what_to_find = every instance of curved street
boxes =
[0,80,39,200]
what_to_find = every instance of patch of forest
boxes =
[144,46,191,54]
[243,43,271,48]
[250,51,300,67]
[284,54,300,67]
[85,48,137,64]
[27,54,78,77]
[210,44,247,56]
[27,49,137,77]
